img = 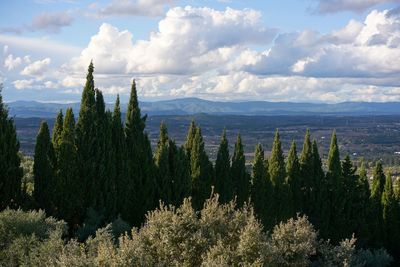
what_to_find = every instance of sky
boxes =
[1,0,400,103]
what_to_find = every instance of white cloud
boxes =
[310,0,398,14]
[3,45,8,55]
[30,11,73,33]
[21,58,51,79]
[98,0,174,17]
[12,79,34,90]
[4,54,22,70]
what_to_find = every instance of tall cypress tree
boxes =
[154,122,172,204]
[325,131,343,242]
[381,173,400,255]
[33,121,54,213]
[286,141,301,217]
[56,108,81,227]
[215,129,231,203]
[112,95,128,218]
[0,84,22,210]
[76,62,97,212]
[394,178,400,202]
[269,130,286,224]
[230,133,249,206]
[190,126,213,210]
[169,140,190,206]
[312,139,327,235]
[185,120,197,161]
[52,110,63,157]
[369,161,386,246]
[125,79,155,225]
[251,144,272,228]
[355,160,371,246]
[299,130,314,216]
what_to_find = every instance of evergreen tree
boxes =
[33,121,54,213]
[52,110,63,156]
[394,178,400,202]
[312,139,327,234]
[76,62,97,212]
[215,129,231,203]
[56,108,81,228]
[299,130,314,216]
[269,130,286,224]
[250,144,272,228]
[111,95,128,218]
[325,131,343,242]
[185,120,196,161]
[125,79,155,225]
[369,161,386,246]
[0,84,22,210]
[355,160,371,246]
[286,141,301,217]
[230,133,249,206]
[154,122,172,203]
[381,173,400,255]
[169,140,191,206]
[190,127,213,210]
[340,155,359,240]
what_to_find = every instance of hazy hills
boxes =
[6,97,400,117]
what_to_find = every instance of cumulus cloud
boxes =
[310,0,398,14]
[4,54,22,70]
[67,7,276,76]
[0,10,73,34]
[98,0,174,17]
[21,58,51,79]
[12,79,34,90]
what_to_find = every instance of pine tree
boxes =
[190,126,213,210]
[111,95,128,218]
[230,133,249,206]
[33,121,54,213]
[250,144,272,228]
[56,108,81,227]
[299,130,314,216]
[76,62,97,212]
[125,79,155,225]
[269,130,286,224]
[0,84,22,210]
[154,122,172,204]
[286,141,301,217]
[369,161,386,246]
[381,173,400,254]
[215,129,231,203]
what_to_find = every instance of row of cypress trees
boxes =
[1,63,400,257]
[26,63,400,254]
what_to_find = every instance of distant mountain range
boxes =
[6,98,400,117]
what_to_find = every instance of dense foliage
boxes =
[1,64,400,265]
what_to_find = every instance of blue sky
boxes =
[1,0,400,103]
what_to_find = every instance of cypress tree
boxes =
[154,122,172,204]
[230,133,249,206]
[112,95,128,218]
[185,120,196,161]
[369,161,386,246]
[76,62,97,212]
[286,141,301,217]
[190,126,213,210]
[299,129,314,216]
[169,140,191,206]
[33,121,54,213]
[312,139,327,235]
[52,110,63,156]
[394,178,400,202]
[251,144,272,228]
[269,130,286,224]
[56,108,81,227]
[381,173,400,255]
[325,130,343,242]
[125,79,155,225]
[215,129,231,203]
[355,160,371,246]
[0,84,22,210]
